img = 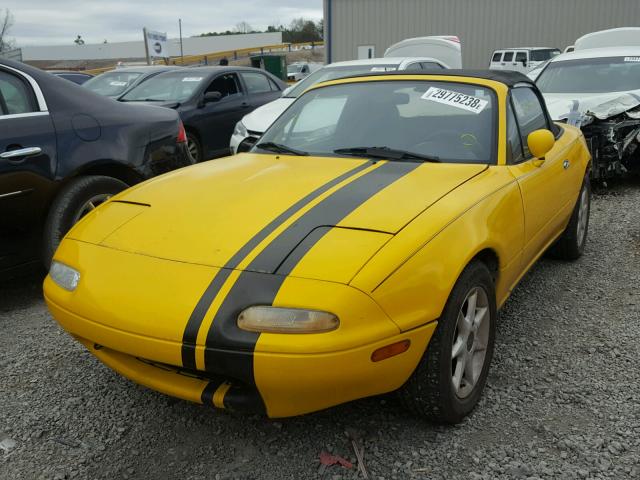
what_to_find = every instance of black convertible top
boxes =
[335,69,536,88]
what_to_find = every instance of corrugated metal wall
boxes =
[326,0,640,68]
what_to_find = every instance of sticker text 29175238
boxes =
[421,87,489,113]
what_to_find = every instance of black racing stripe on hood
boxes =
[181,161,372,369]
[202,161,421,385]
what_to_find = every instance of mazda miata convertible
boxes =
[45,71,591,423]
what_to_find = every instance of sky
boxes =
[2,0,323,46]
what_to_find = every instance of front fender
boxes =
[351,167,524,331]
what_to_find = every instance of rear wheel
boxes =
[400,261,497,423]
[187,132,202,162]
[550,176,590,260]
[43,176,128,266]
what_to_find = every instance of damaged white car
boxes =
[536,47,640,180]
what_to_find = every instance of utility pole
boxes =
[179,19,184,64]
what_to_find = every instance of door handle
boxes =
[1,147,42,159]
[563,159,570,170]
[241,102,251,109]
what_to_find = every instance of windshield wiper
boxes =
[255,142,309,156]
[334,146,440,163]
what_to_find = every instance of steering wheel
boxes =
[414,130,485,159]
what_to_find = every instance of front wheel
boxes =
[399,261,497,424]
[550,176,590,260]
[43,175,128,266]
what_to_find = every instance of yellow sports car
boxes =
[45,71,591,423]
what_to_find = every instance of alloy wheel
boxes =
[451,286,491,399]
[72,194,112,225]
[576,186,589,247]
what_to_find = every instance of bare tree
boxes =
[0,9,15,53]
[234,21,253,34]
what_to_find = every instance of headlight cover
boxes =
[50,261,81,291]
[238,306,339,334]
[233,121,248,138]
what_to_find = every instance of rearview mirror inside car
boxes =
[204,91,222,103]
[527,129,555,161]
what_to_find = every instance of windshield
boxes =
[284,64,400,98]
[120,71,205,102]
[258,80,496,164]
[83,71,143,96]
[537,56,640,93]
[530,49,560,62]
[287,65,304,73]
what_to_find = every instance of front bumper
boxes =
[45,290,436,417]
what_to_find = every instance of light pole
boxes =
[179,18,184,64]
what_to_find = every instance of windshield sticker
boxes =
[370,67,397,72]
[182,77,203,82]
[421,87,489,113]
[109,81,127,86]
[624,57,640,62]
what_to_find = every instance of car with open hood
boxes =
[45,71,591,422]
[535,29,640,180]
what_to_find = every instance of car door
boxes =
[514,51,528,73]
[0,66,57,270]
[501,51,514,71]
[506,86,576,268]
[490,51,503,70]
[239,71,283,110]
[196,72,250,157]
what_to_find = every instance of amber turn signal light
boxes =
[371,339,411,362]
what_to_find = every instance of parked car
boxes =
[48,70,93,85]
[0,59,192,276]
[384,35,463,68]
[45,70,591,423]
[230,57,453,153]
[489,48,560,74]
[120,66,286,162]
[286,62,322,82]
[536,42,640,180]
[82,66,180,99]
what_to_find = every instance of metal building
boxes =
[323,0,640,68]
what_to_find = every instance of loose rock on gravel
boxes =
[1,180,639,479]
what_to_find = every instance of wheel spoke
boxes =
[473,306,488,331]
[451,337,465,360]
[452,357,465,393]
[466,290,477,320]
[458,311,471,336]
[464,352,477,385]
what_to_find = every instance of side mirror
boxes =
[203,91,222,103]
[527,129,555,160]
[521,59,527,67]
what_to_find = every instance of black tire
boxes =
[42,176,128,266]
[399,261,497,424]
[549,175,590,261]
[186,131,202,163]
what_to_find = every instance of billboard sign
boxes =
[144,29,168,58]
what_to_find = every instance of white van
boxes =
[489,48,560,73]
[384,36,462,68]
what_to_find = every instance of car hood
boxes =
[242,98,295,133]
[67,154,486,275]
[543,90,640,125]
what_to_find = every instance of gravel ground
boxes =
[1,180,639,480]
